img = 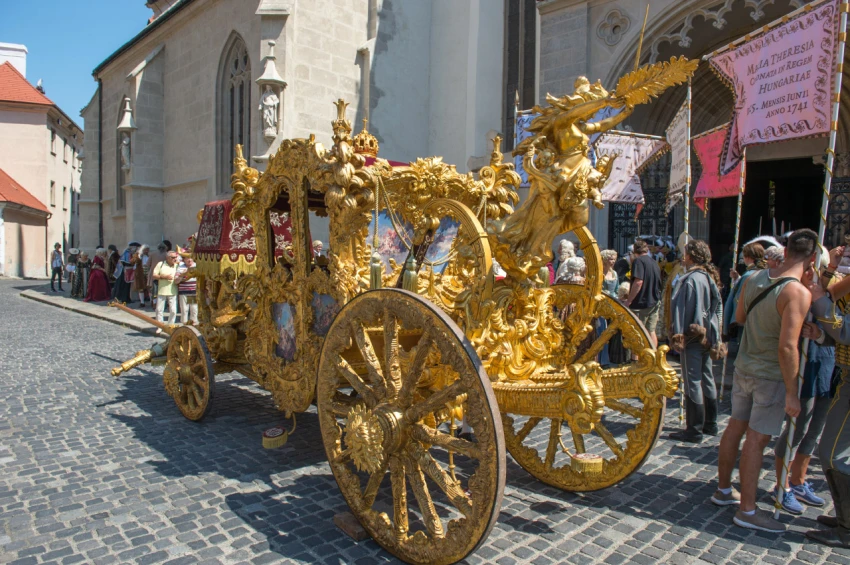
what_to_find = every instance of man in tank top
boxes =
[710,228,816,534]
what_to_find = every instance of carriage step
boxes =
[261,426,289,449]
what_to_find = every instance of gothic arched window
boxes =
[217,34,252,193]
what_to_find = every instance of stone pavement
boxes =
[2,278,850,565]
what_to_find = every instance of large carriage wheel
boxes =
[164,326,216,421]
[317,289,505,565]
[502,227,675,492]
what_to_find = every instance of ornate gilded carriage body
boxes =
[112,56,697,564]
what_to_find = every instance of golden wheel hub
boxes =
[344,404,385,474]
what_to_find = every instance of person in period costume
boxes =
[112,242,139,303]
[669,239,723,443]
[85,249,112,302]
[66,248,79,287]
[177,257,198,325]
[70,252,91,299]
[131,248,148,306]
[106,245,120,288]
[153,251,180,329]
[598,249,620,367]
[554,239,576,283]
[140,244,152,305]
[802,245,850,547]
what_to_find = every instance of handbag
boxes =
[124,266,136,284]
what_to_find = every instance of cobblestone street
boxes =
[2,279,850,565]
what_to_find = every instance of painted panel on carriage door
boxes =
[272,302,296,361]
[423,216,460,275]
[369,209,412,272]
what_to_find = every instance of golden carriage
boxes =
[111,57,697,565]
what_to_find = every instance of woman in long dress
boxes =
[85,250,112,302]
[70,252,91,299]
[112,243,137,303]
[131,248,148,306]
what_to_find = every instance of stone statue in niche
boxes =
[260,85,280,139]
[120,133,131,172]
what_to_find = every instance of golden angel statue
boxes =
[490,57,698,279]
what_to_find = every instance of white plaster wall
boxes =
[4,208,47,277]
[0,107,48,205]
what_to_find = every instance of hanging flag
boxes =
[514,112,536,187]
[708,0,838,174]
[692,124,743,211]
[514,106,625,188]
[665,99,690,210]
[594,131,669,203]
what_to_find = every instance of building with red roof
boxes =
[0,46,82,277]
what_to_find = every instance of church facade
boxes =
[534,0,850,256]
[78,0,504,252]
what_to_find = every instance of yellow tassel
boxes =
[370,251,383,289]
[402,255,418,291]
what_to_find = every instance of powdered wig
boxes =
[764,245,785,265]
[600,249,618,262]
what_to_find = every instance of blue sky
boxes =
[0,1,152,127]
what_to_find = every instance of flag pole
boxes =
[719,146,747,402]
[774,1,848,521]
[680,78,693,426]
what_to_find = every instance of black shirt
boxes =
[630,254,661,309]
[613,257,630,283]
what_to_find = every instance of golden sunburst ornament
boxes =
[344,404,384,473]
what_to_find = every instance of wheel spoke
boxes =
[389,456,409,540]
[383,310,401,400]
[363,457,390,509]
[606,399,643,420]
[331,392,358,417]
[410,424,480,459]
[179,384,189,404]
[410,443,473,518]
[594,422,625,458]
[186,386,196,410]
[514,417,542,443]
[334,354,378,407]
[191,384,204,407]
[404,454,444,537]
[405,380,464,424]
[398,328,433,406]
[577,321,620,364]
[545,419,561,469]
[192,375,206,388]
[351,322,387,400]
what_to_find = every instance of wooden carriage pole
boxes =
[718,147,747,402]
[774,0,848,521]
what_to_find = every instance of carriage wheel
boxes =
[502,286,675,492]
[164,326,216,421]
[317,289,505,565]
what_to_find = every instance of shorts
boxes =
[632,302,660,333]
[730,370,787,436]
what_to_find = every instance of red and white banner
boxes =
[692,124,743,211]
[595,132,668,204]
[665,99,690,208]
[709,0,838,174]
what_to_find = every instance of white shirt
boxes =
[51,250,63,269]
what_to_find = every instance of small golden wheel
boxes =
[164,326,216,421]
[317,289,505,565]
[502,284,676,492]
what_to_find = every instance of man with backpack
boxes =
[710,228,816,533]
